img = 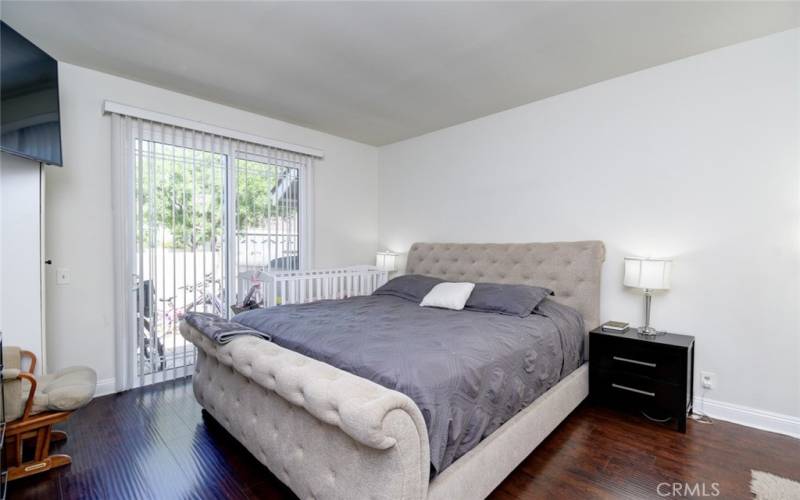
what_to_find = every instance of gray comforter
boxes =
[233,295,584,474]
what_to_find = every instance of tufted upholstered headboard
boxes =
[406,241,605,331]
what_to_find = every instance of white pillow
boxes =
[420,282,476,311]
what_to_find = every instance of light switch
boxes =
[56,268,71,285]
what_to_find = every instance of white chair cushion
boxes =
[26,366,97,415]
[420,282,475,311]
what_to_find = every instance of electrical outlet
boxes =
[56,267,71,285]
[701,371,715,390]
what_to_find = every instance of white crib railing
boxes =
[238,266,389,308]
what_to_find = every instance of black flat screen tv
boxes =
[1,21,62,166]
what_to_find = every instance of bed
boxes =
[180,241,605,500]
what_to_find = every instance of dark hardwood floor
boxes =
[9,376,799,499]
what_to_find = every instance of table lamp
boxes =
[376,251,398,273]
[623,257,672,336]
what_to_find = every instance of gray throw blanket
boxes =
[184,312,271,344]
[233,295,584,475]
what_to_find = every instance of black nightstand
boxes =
[589,327,695,432]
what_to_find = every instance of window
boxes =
[235,155,301,275]
[133,137,227,378]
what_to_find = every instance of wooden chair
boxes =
[2,347,96,480]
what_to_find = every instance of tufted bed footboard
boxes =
[181,322,431,500]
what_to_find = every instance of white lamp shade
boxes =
[376,251,398,272]
[624,257,672,290]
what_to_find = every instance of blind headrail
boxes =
[103,100,324,159]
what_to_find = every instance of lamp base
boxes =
[637,326,665,337]
[638,292,665,337]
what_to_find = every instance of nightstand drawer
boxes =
[592,369,683,411]
[592,336,684,384]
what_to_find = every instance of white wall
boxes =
[0,153,43,368]
[379,30,800,419]
[46,62,378,386]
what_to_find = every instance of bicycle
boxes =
[136,280,166,372]
[136,273,229,374]
[181,273,227,318]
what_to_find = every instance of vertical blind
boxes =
[110,111,316,390]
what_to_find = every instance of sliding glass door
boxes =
[123,122,306,388]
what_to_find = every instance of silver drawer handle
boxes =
[612,383,655,397]
[613,356,656,368]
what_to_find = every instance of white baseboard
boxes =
[95,377,117,397]
[694,396,800,440]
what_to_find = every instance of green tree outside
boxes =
[135,140,298,249]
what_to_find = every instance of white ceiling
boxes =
[3,2,798,145]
